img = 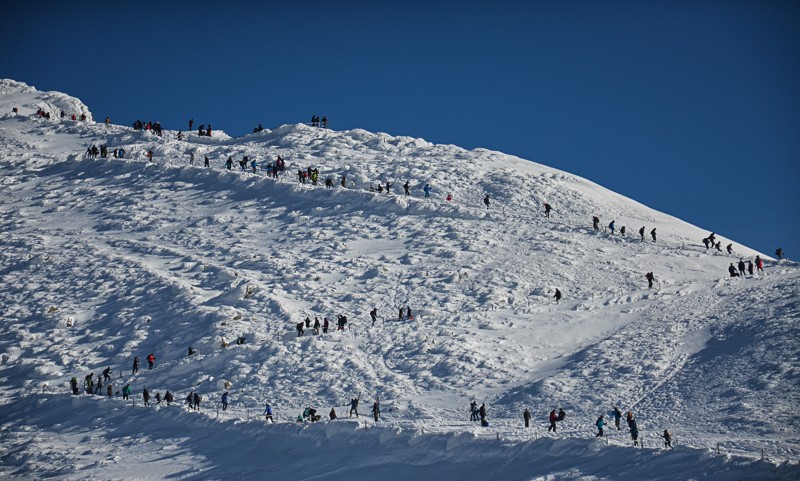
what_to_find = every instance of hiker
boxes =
[403,181,410,196]
[596,415,606,437]
[296,322,304,337]
[102,366,112,382]
[747,260,754,276]
[554,288,562,303]
[775,247,784,260]
[329,408,337,420]
[620,226,626,236]
[370,308,378,325]
[479,403,487,424]
[544,203,552,217]
[639,226,645,241]
[155,392,162,404]
[728,263,739,277]
[662,429,673,448]
[756,256,764,274]
[143,387,150,406]
[523,408,531,427]
[483,195,490,208]
[646,272,655,288]
[609,220,616,235]
[350,397,359,417]
[323,317,329,334]
[226,156,233,170]
[727,243,734,255]
[70,377,79,395]
[147,353,155,370]
[107,385,113,397]
[626,411,635,429]
[399,307,404,321]
[372,402,380,422]
[470,401,479,421]
[558,408,566,422]
[193,392,201,411]
[548,409,558,432]
[650,228,657,242]
[122,384,131,400]
[612,407,623,429]
[406,307,413,320]
[630,418,639,446]
[165,391,174,405]
[593,216,600,231]
[132,357,139,374]
[423,184,431,197]
[313,317,320,335]
[264,403,273,422]
[703,238,710,250]
[187,346,196,356]
[84,373,94,394]
[738,259,746,277]
[204,156,210,167]
[222,391,229,411]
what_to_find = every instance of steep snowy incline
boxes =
[0,80,797,480]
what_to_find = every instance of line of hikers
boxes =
[295,307,414,336]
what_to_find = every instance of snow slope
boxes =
[1,79,798,480]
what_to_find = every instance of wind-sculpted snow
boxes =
[0,80,797,480]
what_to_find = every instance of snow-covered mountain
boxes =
[1,79,798,480]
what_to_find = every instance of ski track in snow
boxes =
[0,79,798,480]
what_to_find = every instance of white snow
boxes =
[0,79,798,480]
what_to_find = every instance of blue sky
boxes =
[2,1,798,259]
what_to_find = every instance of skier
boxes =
[596,415,606,437]
[370,308,378,325]
[738,259,746,277]
[350,397,360,417]
[612,407,623,429]
[222,391,229,411]
[609,220,616,235]
[592,216,600,231]
[523,408,531,427]
[756,255,764,274]
[372,401,380,422]
[263,403,274,422]
[639,226,645,241]
[544,203,552,218]
[483,195,490,209]
[630,418,639,446]
[554,288,562,304]
[548,409,558,432]
[132,356,139,375]
[143,387,150,406]
[650,228,657,242]
[728,263,739,277]
[775,247,784,260]
[646,272,655,289]
[403,181,410,196]
[662,429,673,448]
[147,353,155,370]
[423,184,431,198]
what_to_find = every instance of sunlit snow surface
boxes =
[1,79,798,480]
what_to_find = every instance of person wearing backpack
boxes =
[263,403,273,422]
[662,429,673,448]
[775,248,784,260]
[646,272,655,289]
[557,408,566,422]
[523,408,531,427]
[548,409,558,432]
